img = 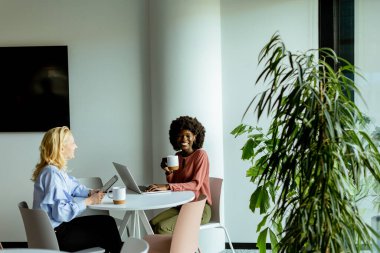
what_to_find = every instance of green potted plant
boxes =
[232,33,380,252]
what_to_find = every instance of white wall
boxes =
[220,0,318,242]
[0,0,151,241]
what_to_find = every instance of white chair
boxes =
[200,177,235,253]
[143,195,207,253]
[77,177,110,217]
[120,237,149,253]
[18,201,104,253]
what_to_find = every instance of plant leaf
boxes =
[257,228,268,253]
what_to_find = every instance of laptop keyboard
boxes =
[138,185,148,192]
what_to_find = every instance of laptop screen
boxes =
[112,162,142,194]
[112,162,171,194]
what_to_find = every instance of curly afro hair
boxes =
[169,116,206,151]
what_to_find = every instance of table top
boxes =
[88,190,195,211]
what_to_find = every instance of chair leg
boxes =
[221,225,235,253]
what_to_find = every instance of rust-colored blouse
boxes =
[166,149,212,205]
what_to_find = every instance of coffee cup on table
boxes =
[166,155,179,171]
[107,186,126,204]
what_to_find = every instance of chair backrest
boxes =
[209,177,223,223]
[170,195,207,253]
[18,201,60,250]
[77,177,109,216]
[78,177,103,188]
[120,237,149,253]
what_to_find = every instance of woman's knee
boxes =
[150,207,179,226]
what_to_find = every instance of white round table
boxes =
[88,190,195,238]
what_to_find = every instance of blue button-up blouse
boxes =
[33,165,89,228]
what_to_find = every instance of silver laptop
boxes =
[112,162,170,194]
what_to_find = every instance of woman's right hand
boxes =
[85,191,104,205]
[161,157,173,175]
[160,157,168,170]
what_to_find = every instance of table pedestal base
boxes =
[119,210,154,238]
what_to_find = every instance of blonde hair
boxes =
[32,126,72,182]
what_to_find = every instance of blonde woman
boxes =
[32,126,122,253]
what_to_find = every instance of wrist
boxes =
[165,170,173,176]
[166,184,170,190]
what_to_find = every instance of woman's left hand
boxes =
[146,184,169,192]
[85,191,105,205]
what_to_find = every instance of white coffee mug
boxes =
[107,186,126,204]
[167,155,179,170]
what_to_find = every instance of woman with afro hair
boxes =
[147,115,212,234]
